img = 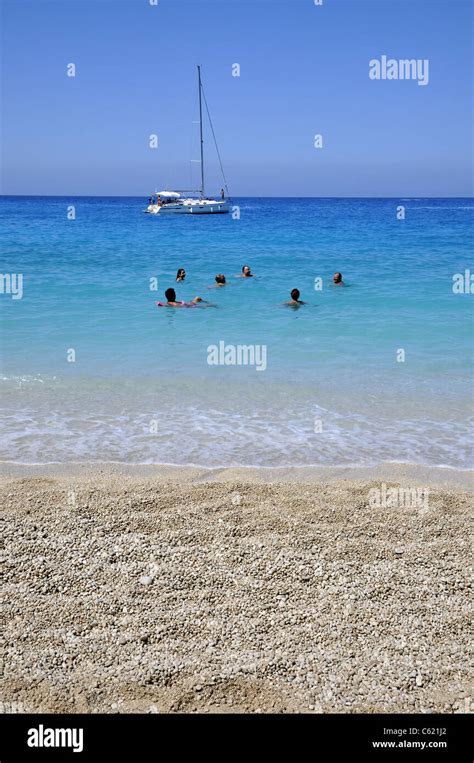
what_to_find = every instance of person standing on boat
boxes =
[220,188,225,200]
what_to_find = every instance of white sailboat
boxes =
[145,66,229,215]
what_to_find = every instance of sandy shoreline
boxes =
[2,465,472,713]
[1,460,473,489]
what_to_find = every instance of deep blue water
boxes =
[0,196,473,467]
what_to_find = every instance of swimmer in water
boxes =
[332,272,344,286]
[208,274,226,288]
[156,287,203,307]
[285,288,306,306]
[176,268,186,282]
[239,265,253,278]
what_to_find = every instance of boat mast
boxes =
[198,65,205,198]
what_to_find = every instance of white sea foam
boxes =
[1,379,471,468]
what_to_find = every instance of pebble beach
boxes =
[2,464,472,714]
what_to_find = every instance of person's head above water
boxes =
[242,265,252,277]
[285,288,306,307]
[333,272,343,284]
[215,274,226,284]
[176,268,186,281]
[157,288,204,307]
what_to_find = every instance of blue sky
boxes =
[1,0,472,196]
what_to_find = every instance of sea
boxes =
[1,196,473,469]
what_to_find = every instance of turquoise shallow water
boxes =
[0,196,473,467]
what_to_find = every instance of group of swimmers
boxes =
[156,266,345,308]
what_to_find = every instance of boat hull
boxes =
[146,200,229,215]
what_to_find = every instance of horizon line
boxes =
[1,194,473,200]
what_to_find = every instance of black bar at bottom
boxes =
[1,713,471,761]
